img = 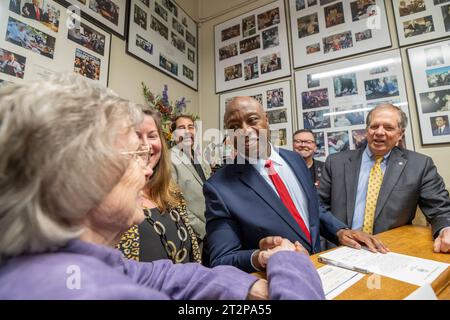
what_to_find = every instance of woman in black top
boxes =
[117,108,201,263]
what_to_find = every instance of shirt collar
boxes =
[254,144,283,171]
[364,146,391,162]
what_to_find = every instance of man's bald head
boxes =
[223,96,270,161]
[224,96,265,126]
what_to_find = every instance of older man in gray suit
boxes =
[318,104,450,253]
[171,115,211,241]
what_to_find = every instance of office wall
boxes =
[108,0,199,113]
[196,0,450,196]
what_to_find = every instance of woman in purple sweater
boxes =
[0,74,324,300]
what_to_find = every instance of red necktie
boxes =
[35,5,40,21]
[264,159,311,242]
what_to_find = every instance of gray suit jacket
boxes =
[171,146,211,239]
[318,147,450,238]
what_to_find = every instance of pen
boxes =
[318,256,371,274]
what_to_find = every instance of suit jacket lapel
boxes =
[375,148,407,220]
[344,150,363,227]
[173,148,203,184]
[237,162,311,245]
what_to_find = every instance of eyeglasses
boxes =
[293,139,315,145]
[121,144,152,168]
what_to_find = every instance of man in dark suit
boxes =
[204,96,387,272]
[432,116,450,136]
[22,0,43,21]
[318,104,450,253]
[303,112,316,129]
[293,129,324,188]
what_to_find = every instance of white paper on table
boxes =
[317,265,365,300]
[319,247,449,287]
[404,284,438,300]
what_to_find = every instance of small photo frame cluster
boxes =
[295,49,414,161]
[407,39,450,145]
[126,0,198,90]
[219,80,293,149]
[55,0,127,39]
[0,1,111,85]
[214,0,291,93]
[288,0,391,68]
[392,0,450,46]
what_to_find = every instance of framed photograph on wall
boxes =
[407,39,450,145]
[392,0,450,47]
[126,0,198,90]
[288,0,391,68]
[0,0,111,86]
[219,80,294,149]
[214,0,291,93]
[294,49,414,161]
[55,0,128,39]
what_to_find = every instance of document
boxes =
[404,284,438,300]
[317,265,365,300]
[319,247,449,287]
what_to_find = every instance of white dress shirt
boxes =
[253,145,310,230]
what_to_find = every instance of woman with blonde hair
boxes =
[117,107,201,263]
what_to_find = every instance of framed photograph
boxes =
[126,0,198,90]
[219,80,294,149]
[214,0,291,93]
[288,0,392,68]
[392,0,450,46]
[55,0,128,39]
[407,39,450,145]
[294,49,414,161]
[0,0,111,86]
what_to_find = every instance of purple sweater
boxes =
[0,240,324,299]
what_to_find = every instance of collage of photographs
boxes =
[60,0,126,36]
[219,6,282,83]
[215,0,290,92]
[393,0,450,46]
[408,39,450,144]
[88,0,120,26]
[127,0,197,88]
[220,81,293,149]
[289,0,391,68]
[296,50,412,160]
[1,0,110,84]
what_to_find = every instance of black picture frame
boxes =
[407,39,450,146]
[214,0,291,94]
[391,0,450,48]
[287,0,393,69]
[55,0,129,39]
[294,49,415,160]
[125,0,198,91]
[1,0,112,86]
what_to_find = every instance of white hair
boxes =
[0,74,143,259]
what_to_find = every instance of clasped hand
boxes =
[255,236,308,270]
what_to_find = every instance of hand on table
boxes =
[337,229,389,254]
[434,228,450,253]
